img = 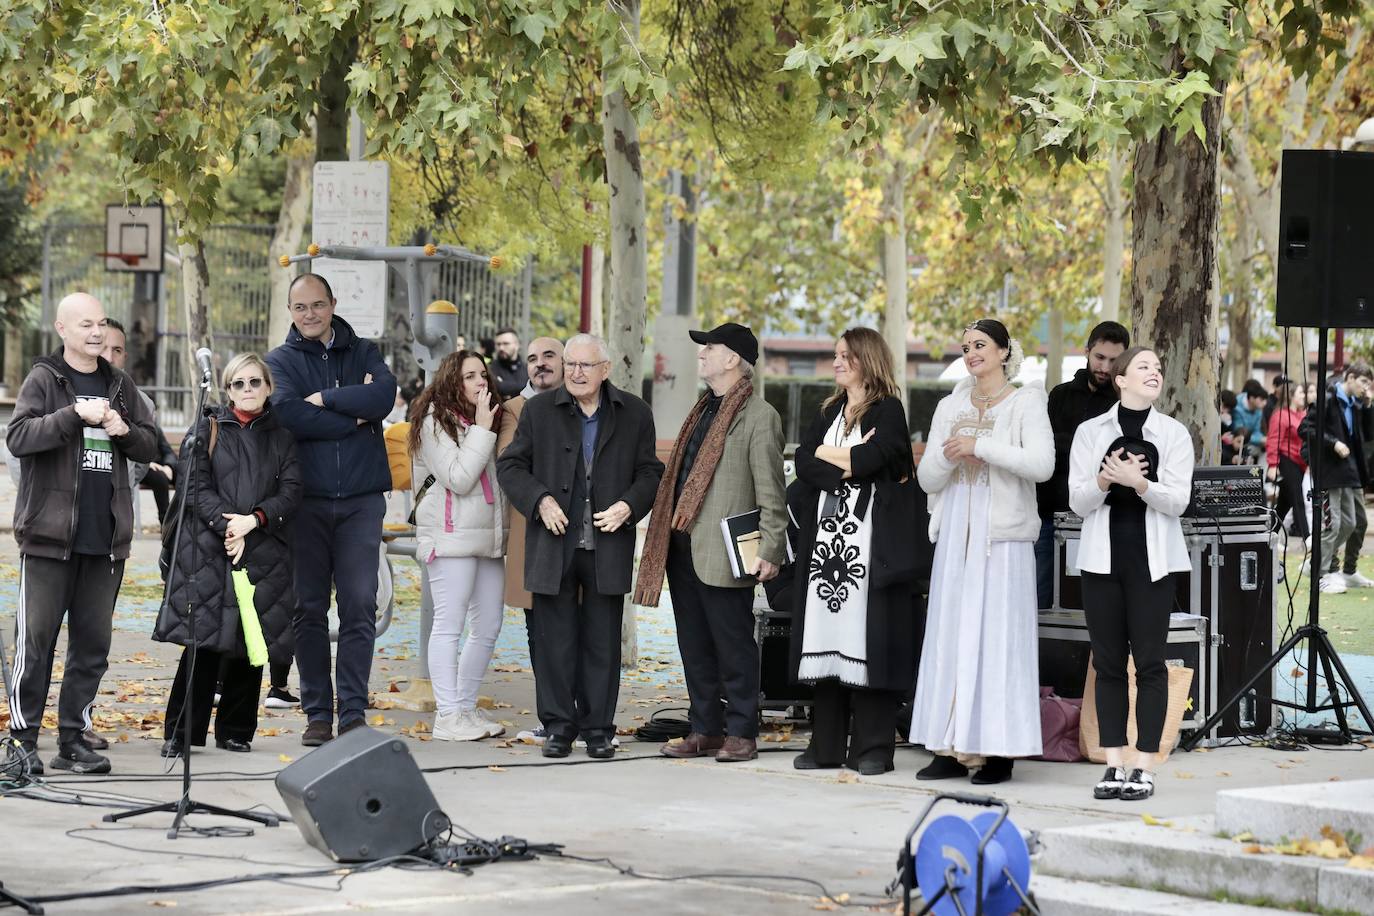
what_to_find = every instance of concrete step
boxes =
[1037,814,1374,913]
[1215,779,1374,844]
[1032,875,1297,915]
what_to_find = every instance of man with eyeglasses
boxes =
[265,273,397,746]
[497,333,664,759]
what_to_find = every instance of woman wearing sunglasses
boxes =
[156,353,302,756]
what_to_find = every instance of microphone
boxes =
[195,347,214,383]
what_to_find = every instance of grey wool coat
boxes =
[496,382,664,596]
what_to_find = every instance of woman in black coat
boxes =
[789,327,922,775]
[155,353,302,756]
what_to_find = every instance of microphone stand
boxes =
[104,366,278,836]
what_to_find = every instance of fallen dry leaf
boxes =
[278,754,294,763]
[487,765,506,773]
[369,714,386,726]
[1141,814,1172,827]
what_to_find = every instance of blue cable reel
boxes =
[892,793,1036,916]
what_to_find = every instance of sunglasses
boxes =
[228,377,266,392]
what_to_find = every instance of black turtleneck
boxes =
[675,392,724,500]
[1106,405,1151,551]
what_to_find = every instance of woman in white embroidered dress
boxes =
[910,319,1053,784]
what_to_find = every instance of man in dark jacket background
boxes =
[7,292,158,775]
[1300,362,1373,596]
[1034,320,1129,608]
[497,333,664,760]
[490,327,528,397]
[266,273,397,746]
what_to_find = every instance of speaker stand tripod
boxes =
[0,880,43,914]
[101,373,279,837]
[1182,327,1373,750]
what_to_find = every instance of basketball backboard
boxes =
[104,203,164,273]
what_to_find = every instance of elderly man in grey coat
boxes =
[496,333,664,760]
[634,323,787,762]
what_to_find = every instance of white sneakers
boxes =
[1343,571,1374,588]
[433,708,506,742]
[1320,573,1349,594]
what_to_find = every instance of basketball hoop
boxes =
[96,251,143,267]
[104,203,164,274]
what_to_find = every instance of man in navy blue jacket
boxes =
[266,274,397,745]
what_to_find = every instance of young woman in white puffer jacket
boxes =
[408,350,517,741]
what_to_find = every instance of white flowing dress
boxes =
[909,396,1043,760]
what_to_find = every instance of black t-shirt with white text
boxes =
[65,360,115,556]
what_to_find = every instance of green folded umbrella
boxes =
[231,567,269,667]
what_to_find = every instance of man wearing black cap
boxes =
[633,323,787,763]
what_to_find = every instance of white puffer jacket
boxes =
[918,377,1054,543]
[413,411,509,560]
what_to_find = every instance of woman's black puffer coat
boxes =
[154,402,302,664]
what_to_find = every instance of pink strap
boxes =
[458,415,496,507]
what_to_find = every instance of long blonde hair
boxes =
[823,327,901,431]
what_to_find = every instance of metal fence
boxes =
[40,221,531,433]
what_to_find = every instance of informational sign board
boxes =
[312,161,389,338]
[104,203,164,273]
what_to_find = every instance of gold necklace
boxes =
[972,381,1011,403]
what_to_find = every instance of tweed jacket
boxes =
[678,394,788,588]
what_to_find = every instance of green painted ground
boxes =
[1280,554,1374,656]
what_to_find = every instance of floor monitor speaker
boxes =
[275,726,448,862]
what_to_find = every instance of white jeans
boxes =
[425,556,506,714]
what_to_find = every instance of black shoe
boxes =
[542,734,572,758]
[916,755,969,781]
[83,729,110,750]
[585,736,615,759]
[1120,768,1155,801]
[215,738,252,752]
[1093,766,1127,800]
[338,718,365,736]
[160,738,186,759]
[971,756,1014,785]
[264,687,300,709]
[849,756,895,776]
[14,739,43,776]
[301,720,333,747]
[792,747,842,770]
[51,738,111,775]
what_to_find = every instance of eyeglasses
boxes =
[229,377,266,392]
[565,360,608,375]
[289,301,332,314]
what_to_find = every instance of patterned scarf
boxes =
[633,376,754,606]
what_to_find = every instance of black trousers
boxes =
[269,658,292,690]
[808,678,900,768]
[530,549,623,741]
[8,554,123,743]
[1273,456,1309,540]
[1082,567,1174,754]
[140,471,173,525]
[164,647,262,745]
[666,534,760,738]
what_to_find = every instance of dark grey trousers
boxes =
[8,554,124,743]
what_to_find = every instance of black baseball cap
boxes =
[689,322,758,365]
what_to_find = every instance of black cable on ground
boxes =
[632,706,692,742]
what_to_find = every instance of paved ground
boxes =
[1,489,1372,913]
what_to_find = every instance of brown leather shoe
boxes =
[83,729,109,751]
[660,733,725,758]
[715,736,758,762]
[301,720,333,747]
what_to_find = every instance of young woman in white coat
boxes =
[911,319,1053,785]
[1068,346,1193,801]
[409,350,517,741]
